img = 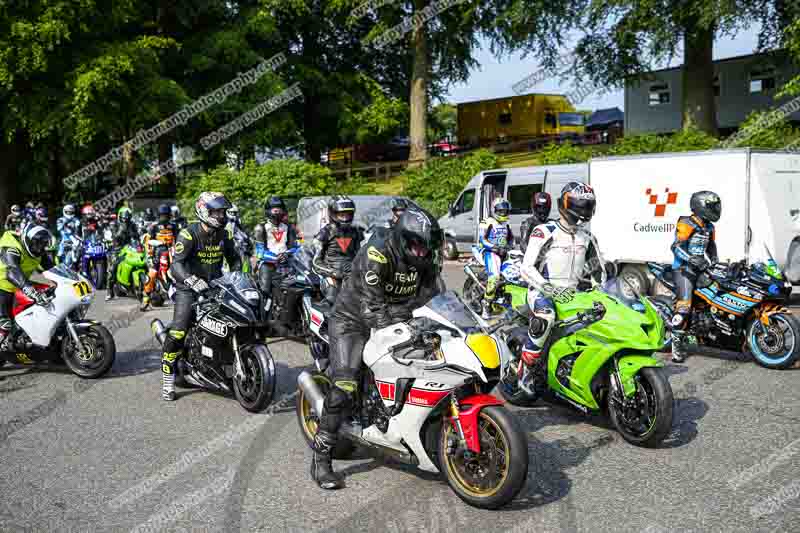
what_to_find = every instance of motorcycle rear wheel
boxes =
[295,372,355,460]
[61,324,116,378]
[609,367,673,447]
[439,405,529,509]
[232,343,276,412]
[747,313,800,370]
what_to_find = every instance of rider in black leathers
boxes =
[311,208,444,490]
[105,207,139,300]
[312,196,363,305]
[160,192,241,401]
[519,192,552,254]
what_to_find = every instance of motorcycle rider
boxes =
[5,205,23,234]
[106,207,140,301]
[141,204,177,311]
[519,192,552,254]
[170,205,188,231]
[311,208,444,490]
[56,204,82,266]
[23,201,36,225]
[670,190,721,363]
[80,205,100,239]
[312,196,363,305]
[160,192,241,401]
[253,197,297,300]
[226,204,252,273]
[0,225,55,352]
[519,182,603,368]
[34,207,49,228]
[477,197,514,320]
[369,197,409,241]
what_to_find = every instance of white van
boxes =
[438,164,589,259]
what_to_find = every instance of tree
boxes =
[486,1,800,135]
[428,102,457,141]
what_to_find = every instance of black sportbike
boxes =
[151,272,276,411]
[648,249,798,369]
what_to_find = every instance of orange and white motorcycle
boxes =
[296,291,529,508]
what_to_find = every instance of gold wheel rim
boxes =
[443,411,510,498]
[300,374,330,440]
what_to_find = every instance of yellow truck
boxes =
[456,93,588,146]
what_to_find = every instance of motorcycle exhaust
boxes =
[297,370,326,418]
[463,264,486,291]
[151,319,167,346]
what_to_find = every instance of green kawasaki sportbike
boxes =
[496,278,674,447]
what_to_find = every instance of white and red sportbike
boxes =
[296,291,529,508]
[3,265,116,377]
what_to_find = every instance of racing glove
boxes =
[688,256,709,272]
[184,275,210,295]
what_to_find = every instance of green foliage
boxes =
[428,103,457,142]
[609,125,719,156]
[178,159,335,228]
[403,149,498,216]
[779,19,800,98]
[727,109,800,150]
[339,75,408,144]
[536,142,592,164]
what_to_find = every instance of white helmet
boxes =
[63,204,76,218]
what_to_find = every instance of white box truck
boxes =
[590,149,800,295]
[439,149,800,294]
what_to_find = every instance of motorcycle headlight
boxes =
[242,289,261,305]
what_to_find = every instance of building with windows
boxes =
[624,51,800,135]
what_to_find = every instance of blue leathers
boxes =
[478,216,513,309]
[56,215,82,268]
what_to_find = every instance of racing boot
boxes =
[311,430,345,490]
[140,293,150,312]
[105,283,116,301]
[671,330,689,363]
[161,333,183,401]
[481,300,492,321]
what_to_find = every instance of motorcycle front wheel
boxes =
[232,343,276,412]
[91,261,107,290]
[608,367,673,447]
[61,324,116,378]
[747,313,800,369]
[439,405,529,509]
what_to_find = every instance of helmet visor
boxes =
[333,211,354,224]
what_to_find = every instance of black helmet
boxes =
[690,190,721,223]
[328,196,355,226]
[25,201,34,210]
[533,192,552,221]
[144,207,155,219]
[558,182,596,226]
[195,192,232,229]
[22,225,52,258]
[265,196,286,225]
[157,204,170,221]
[392,208,444,270]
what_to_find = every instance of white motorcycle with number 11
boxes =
[2,265,116,377]
[296,291,529,509]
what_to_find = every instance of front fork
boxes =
[231,333,245,382]
[65,317,88,357]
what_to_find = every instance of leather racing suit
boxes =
[253,219,297,299]
[161,223,241,390]
[312,222,363,305]
[670,215,718,356]
[56,215,82,265]
[142,220,177,306]
[0,231,54,349]
[477,216,513,307]
[317,233,443,463]
[520,220,603,357]
[106,219,139,297]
